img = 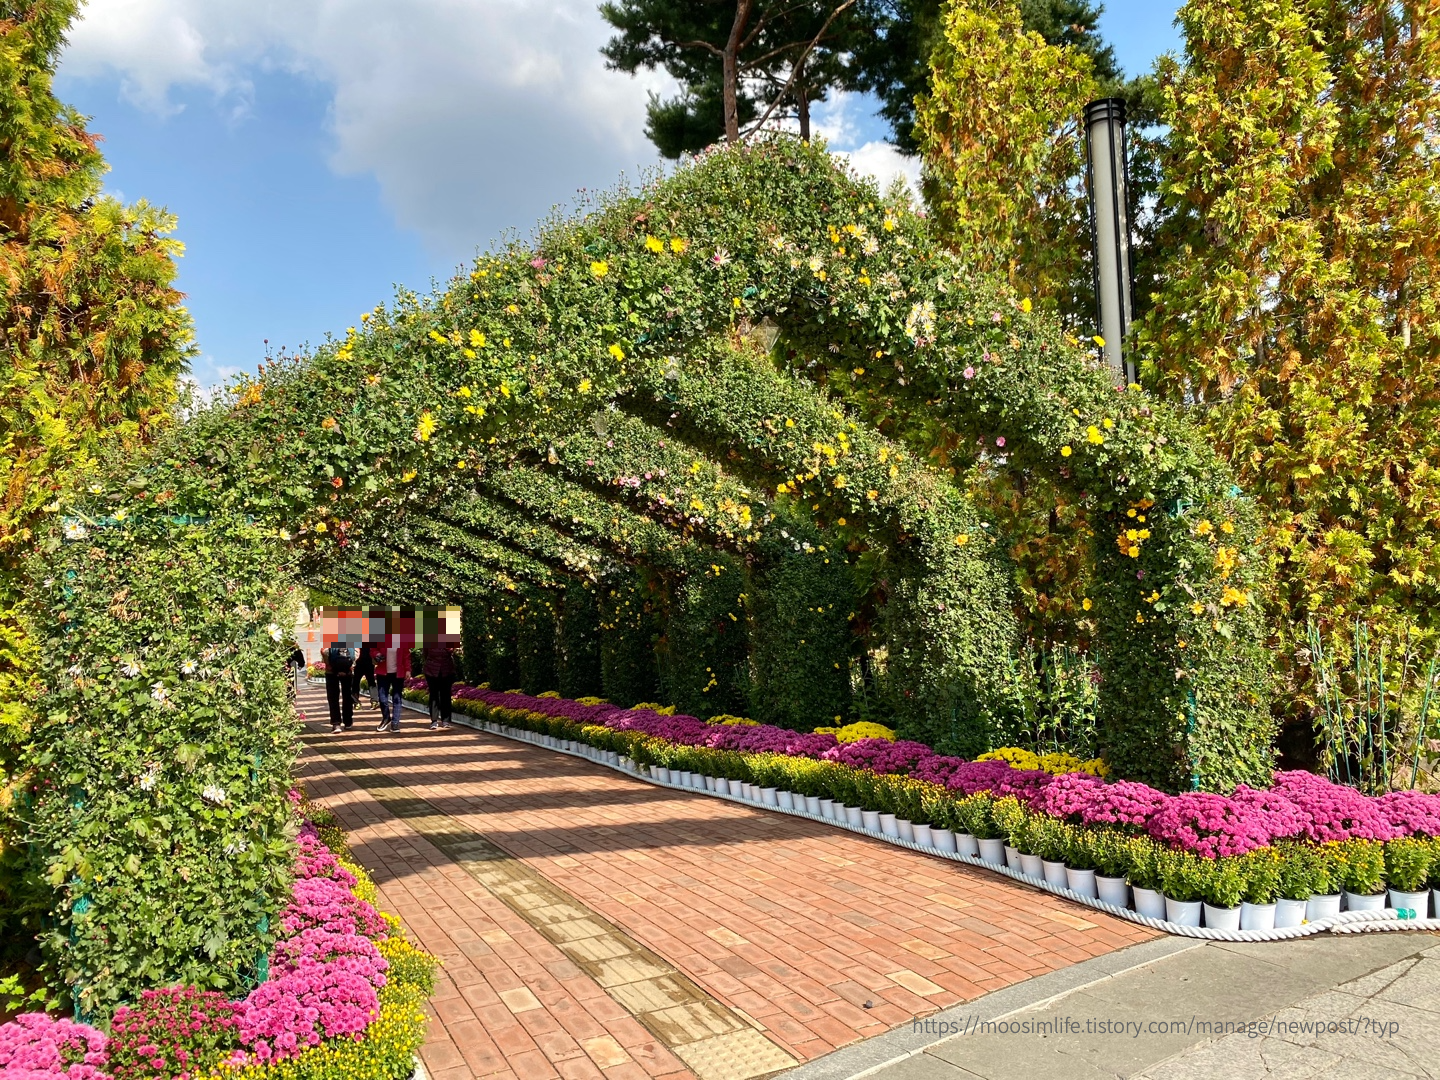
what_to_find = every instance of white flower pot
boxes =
[932,828,957,854]
[804,795,821,815]
[845,805,864,828]
[1433,888,1440,917]
[818,798,836,819]
[1274,898,1307,928]
[911,823,933,848]
[704,775,718,792]
[1165,896,1202,927]
[861,809,881,832]
[1389,889,1429,919]
[1066,867,1098,899]
[1042,860,1069,887]
[1306,893,1342,921]
[762,787,779,807]
[1240,901,1276,931]
[1096,876,1129,908]
[879,813,900,838]
[1203,903,1241,931]
[897,819,915,843]
[654,767,671,784]
[606,751,619,766]
[977,838,1006,865]
[777,790,795,811]
[1018,853,1044,879]
[1133,887,1166,920]
[956,833,981,858]
[1005,846,1024,872]
[1344,891,1386,913]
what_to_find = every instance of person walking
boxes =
[422,640,458,730]
[352,642,376,716]
[376,635,411,732]
[323,638,356,733]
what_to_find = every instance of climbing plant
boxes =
[22,513,295,1014]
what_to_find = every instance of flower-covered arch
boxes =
[29,137,1274,1007]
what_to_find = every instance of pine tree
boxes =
[1,0,192,937]
[600,0,865,157]
[1138,0,1440,651]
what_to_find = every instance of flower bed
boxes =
[0,797,436,1080]
[406,681,1440,928]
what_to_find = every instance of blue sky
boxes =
[55,1,1183,393]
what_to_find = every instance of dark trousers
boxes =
[325,673,354,728]
[352,672,374,708]
[426,676,454,723]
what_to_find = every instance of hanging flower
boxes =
[590,260,609,278]
[137,764,161,792]
[268,623,285,642]
[150,682,170,703]
[121,660,142,678]
[904,300,937,345]
[963,366,975,379]
[711,247,732,267]
[416,411,437,442]
[995,437,1006,448]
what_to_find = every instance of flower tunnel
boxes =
[27,137,1276,1008]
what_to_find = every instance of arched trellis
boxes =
[26,138,1281,1009]
[118,136,1269,790]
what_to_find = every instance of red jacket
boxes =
[382,643,411,680]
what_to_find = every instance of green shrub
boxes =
[1335,839,1386,896]
[1125,838,1164,892]
[1157,850,1207,903]
[25,515,297,1016]
[1082,831,1130,879]
[557,580,603,699]
[953,794,1001,840]
[1241,848,1281,905]
[1199,858,1245,909]
[1275,842,1316,900]
[1383,838,1432,893]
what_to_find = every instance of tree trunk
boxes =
[797,75,810,142]
[723,0,754,142]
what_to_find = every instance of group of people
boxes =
[319,637,458,734]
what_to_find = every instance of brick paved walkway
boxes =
[294,684,1155,1080]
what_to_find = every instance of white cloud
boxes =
[60,0,673,258]
[835,141,922,200]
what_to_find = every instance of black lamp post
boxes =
[1085,97,1135,386]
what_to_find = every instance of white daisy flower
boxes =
[150,682,170,703]
[138,764,161,792]
[202,784,227,804]
[67,664,83,678]
[267,623,284,642]
[120,660,142,678]
[63,522,89,541]
[180,659,198,676]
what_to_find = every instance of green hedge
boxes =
[745,520,855,730]
[598,567,660,707]
[24,514,297,1015]
[656,552,750,718]
[557,580,603,699]
[514,585,558,695]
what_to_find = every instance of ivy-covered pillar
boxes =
[598,567,659,707]
[25,514,297,1016]
[459,599,489,686]
[557,580,603,699]
[745,522,856,731]
[515,586,558,695]
[484,597,521,691]
[656,552,750,719]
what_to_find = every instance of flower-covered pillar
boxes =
[24,514,297,1015]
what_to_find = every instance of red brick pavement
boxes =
[294,685,1156,1078]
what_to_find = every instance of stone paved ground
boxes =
[293,683,1155,1080]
